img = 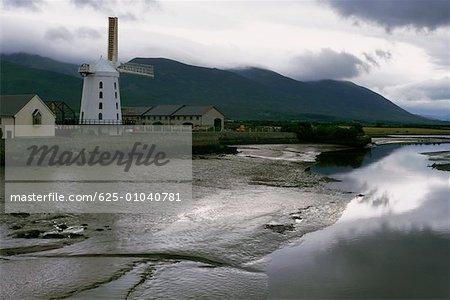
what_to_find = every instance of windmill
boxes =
[78,17,153,124]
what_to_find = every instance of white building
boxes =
[0,94,55,138]
[79,58,122,124]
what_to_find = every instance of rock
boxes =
[9,225,23,230]
[9,213,30,218]
[55,224,68,231]
[50,215,68,219]
[290,213,303,220]
[42,233,66,239]
[10,230,42,239]
[42,232,84,239]
[68,233,84,238]
[264,224,295,234]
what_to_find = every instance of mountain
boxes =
[0,60,82,106]
[231,67,425,123]
[0,53,431,124]
[1,53,80,78]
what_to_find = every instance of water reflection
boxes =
[268,143,450,299]
[269,226,450,299]
[316,144,450,222]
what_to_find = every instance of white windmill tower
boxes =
[78,17,154,124]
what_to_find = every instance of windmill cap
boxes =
[89,57,119,75]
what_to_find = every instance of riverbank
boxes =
[192,130,367,154]
[363,126,450,137]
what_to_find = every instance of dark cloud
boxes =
[44,26,74,42]
[323,0,450,31]
[288,48,370,81]
[118,12,138,21]
[44,26,102,41]
[363,53,379,67]
[362,49,393,67]
[2,0,44,11]
[70,0,159,13]
[70,0,105,10]
[76,27,102,39]
[375,49,392,60]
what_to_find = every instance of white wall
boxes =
[201,108,224,130]
[79,73,122,123]
[14,95,55,137]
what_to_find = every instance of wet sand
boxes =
[0,143,354,299]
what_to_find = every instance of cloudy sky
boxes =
[1,0,449,118]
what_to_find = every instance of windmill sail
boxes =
[118,62,154,77]
[108,17,118,65]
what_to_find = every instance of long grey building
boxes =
[122,105,224,131]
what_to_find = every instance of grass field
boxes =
[363,127,450,136]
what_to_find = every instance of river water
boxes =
[268,143,450,299]
[1,143,449,299]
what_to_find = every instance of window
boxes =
[99,102,103,109]
[99,91,103,99]
[114,82,117,89]
[190,116,193,120]
[116,113,119,120]
[98,113,103,120]
[99,81,103,89]
[183,116,186,120]
[81,112,84,120]
[32,109,42,125]
[115,92,117,99]
[196,116,200,120]
[116,102,118,109]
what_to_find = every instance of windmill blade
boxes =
[117,62,154,78]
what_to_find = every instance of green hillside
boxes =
[231,67,426,123]
[1,53,80,78]
[0,54,432,124]
[0,60,82,107]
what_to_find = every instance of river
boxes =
[0,142,449,299]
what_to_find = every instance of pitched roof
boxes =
[122,106,152,115]
[143,105,184,116]
[172,106,213,116]
[0,94,36,116]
